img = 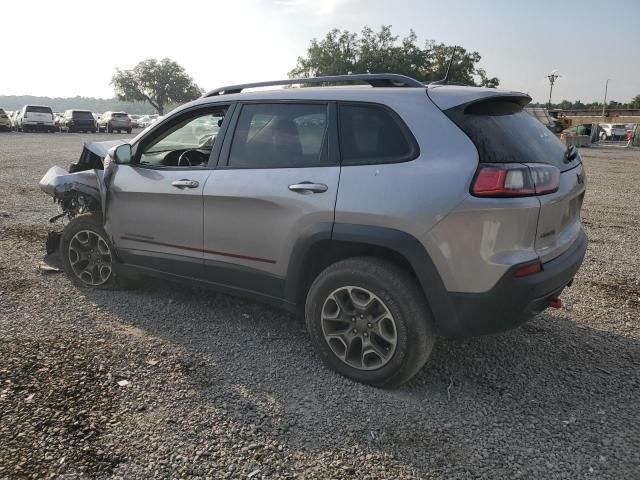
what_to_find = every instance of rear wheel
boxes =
[305,257,435,388]
[126,128,132,134]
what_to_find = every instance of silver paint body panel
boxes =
[39,84,586,297]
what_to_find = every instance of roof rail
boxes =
[203,74,425,97]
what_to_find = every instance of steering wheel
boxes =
[177,149,195,167]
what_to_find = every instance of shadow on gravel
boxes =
[81,278,640,477]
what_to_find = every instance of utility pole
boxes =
[546,71,561,109]
[602,79,610,117]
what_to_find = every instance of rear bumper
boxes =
[68,123,96,130]
[23,122,54,130]
[442,230,587,338]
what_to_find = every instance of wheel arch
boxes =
[285,223,457,331]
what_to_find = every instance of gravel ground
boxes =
[0,132,639,479]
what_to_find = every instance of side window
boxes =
[137,106,228,168]
[338,104,416,165]
[227,103,328,168]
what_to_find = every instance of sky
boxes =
[2,0,639,103]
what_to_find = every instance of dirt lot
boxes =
[0,132,639,479]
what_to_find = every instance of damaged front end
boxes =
[38,139,126,270]
[39,139,126,221]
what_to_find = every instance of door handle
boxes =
[171,179,199,189]
[288,182,328,194]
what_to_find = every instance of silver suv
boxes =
[39,74,587,387]
[97,111,132,133]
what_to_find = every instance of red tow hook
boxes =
[548,297,562,309]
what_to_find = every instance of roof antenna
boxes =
[431,45,458,85]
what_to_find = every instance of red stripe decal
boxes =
[120,236,276,264]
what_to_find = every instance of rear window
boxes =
[112,113,128,118]
[445,98,579,171]
[26,106,53,114]
[338,104,417,165]
[0,109,5,115]
[72,111,94,119]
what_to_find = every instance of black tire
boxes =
[126,128,132,134]
[305,257,435,388]
[106,124,112,133]
[60,213,126,290]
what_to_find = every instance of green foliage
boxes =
[111,58,202,115]
[529,98,639,110]
[289,26,499,87]
[628,95,640,109]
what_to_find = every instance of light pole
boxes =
[602,79,610,117]
[546,70,561,109]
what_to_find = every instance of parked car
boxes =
[128,115,141,128]
[137,115,157,128]
[97,111,132,133]
[10,110,20,130]
[59,110,97,133]
[39,74,587,387]
[0,108,11,131]
[16,105,56,132]
[599,123,628,140]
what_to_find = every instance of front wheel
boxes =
[60,214,123,290]
[305,257,435,388]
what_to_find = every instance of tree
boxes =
[289,26,499,88]
[631,94,640,109]
[111,58,202,115]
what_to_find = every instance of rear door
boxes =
[25,106,53,126]
[106,104,230,278]
[72,111,96,130]
[202,102,339,298]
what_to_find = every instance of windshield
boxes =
[445,98,580,172]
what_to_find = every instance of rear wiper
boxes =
[564,145,578,163]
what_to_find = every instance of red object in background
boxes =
[548,297,562,309]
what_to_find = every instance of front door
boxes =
[106,105,230,278]
[202,102,339,299]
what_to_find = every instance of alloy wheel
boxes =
[321,286,398,370]
[68,230,113,286]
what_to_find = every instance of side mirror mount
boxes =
[113,143,132,164]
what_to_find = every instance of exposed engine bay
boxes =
[39,140,125,222]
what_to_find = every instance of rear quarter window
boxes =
[338,104,417,165]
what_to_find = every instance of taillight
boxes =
[471,164,560,197]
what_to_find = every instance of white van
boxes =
[17,105,55,132]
